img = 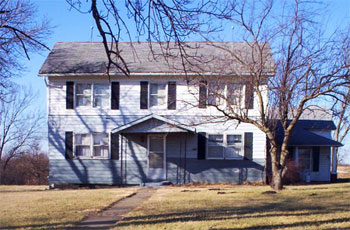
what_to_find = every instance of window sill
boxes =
[74,157,110,160]
[206,157,244,160]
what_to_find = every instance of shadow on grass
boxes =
[0,222,78,230]
[0,220,116,230]
[116,196,350,228]
[211,217,350,230]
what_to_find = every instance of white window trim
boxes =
[148,81,168,109]
[207,134,225,160]
[74,133,110,159]
[75,82,111,109]
[207,82,244,107]
[206,133,244,160]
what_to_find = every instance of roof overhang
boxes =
[38,72,275,77]
[111,114,196,134]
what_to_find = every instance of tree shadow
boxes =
[116,196,350,228]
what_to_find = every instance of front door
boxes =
[148,134,166,181]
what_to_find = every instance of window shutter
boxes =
[140,81,148,109]
[111,132,120,160]
[199,80,207,108]
[244,132,253,160]
[168,81,176,110]
[197,132,206,160]
[66,81,74,109]
[245,83,254,109]
[312,147,320,172]
[65,131,74,159]
[111,82,120,110]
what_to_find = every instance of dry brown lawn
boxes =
[0,186,137,229]
[115,183,350,230]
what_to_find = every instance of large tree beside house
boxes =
[68,0,350,190]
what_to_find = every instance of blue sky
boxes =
[17,0,350,163]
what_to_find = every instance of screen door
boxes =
[148,135,166,181]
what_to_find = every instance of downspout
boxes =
[178,135,182,185]
[120,134,123,185]
[184,133,187,184]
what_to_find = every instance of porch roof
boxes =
[111,114,196,133]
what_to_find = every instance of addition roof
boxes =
[276,120,342,147]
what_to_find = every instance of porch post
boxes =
[295,147,299,167]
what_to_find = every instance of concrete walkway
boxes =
[77,188,155,229]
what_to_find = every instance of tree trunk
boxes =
[270,146,284,190]
[271,165,283,190]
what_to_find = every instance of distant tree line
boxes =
[0,146,48,185]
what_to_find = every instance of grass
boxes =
[115,183,350,230]
[0,186,137,229]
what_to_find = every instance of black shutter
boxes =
[111,82,120,110]
[65,131,74,159]
[111,132,120,160]
[168,81,176,110]
[245,83,254,109]
[199,80,207,108]
[312,147,320,172]
[244,132,253,160]
[66,82,74,109]
[197,132,206,160]
[140,81,148,109]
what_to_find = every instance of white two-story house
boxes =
[39,42,341,186]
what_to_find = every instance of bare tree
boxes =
[0,87,44,184]
[0,0,50,98]
[331,86,350,168]
[193,0,350,190]
[69,0,349,190]
[66,0,224,76]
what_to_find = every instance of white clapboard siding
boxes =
[311,147,331,181]
[48,114,266,160]
[48,76,268,117]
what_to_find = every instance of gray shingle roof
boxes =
[275,120,342,147]
[39,42,275,76]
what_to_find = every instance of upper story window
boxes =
[199,82,250,108]
[150,83,167,108]
[140,81,176,110]
[227,84,243,106]
[76,84,92,107]
[94,84,109,107]
[207,134,243,159]
[75,83,110,108]
[75,133,109,159]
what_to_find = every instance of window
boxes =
[93,133,109,158]
[94,84,109,107]
[75,133,109,159]
[299,148,312,170]
[227,84,243,105]
[208,83,225,106]
[225,135,243,158]
[75,83,109,108]
[207,134,243,159]
[205,82,244,107]
[149,83,166,108]
[75,134,91,157]
[76,84,92,107]
[208,135,224,158]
